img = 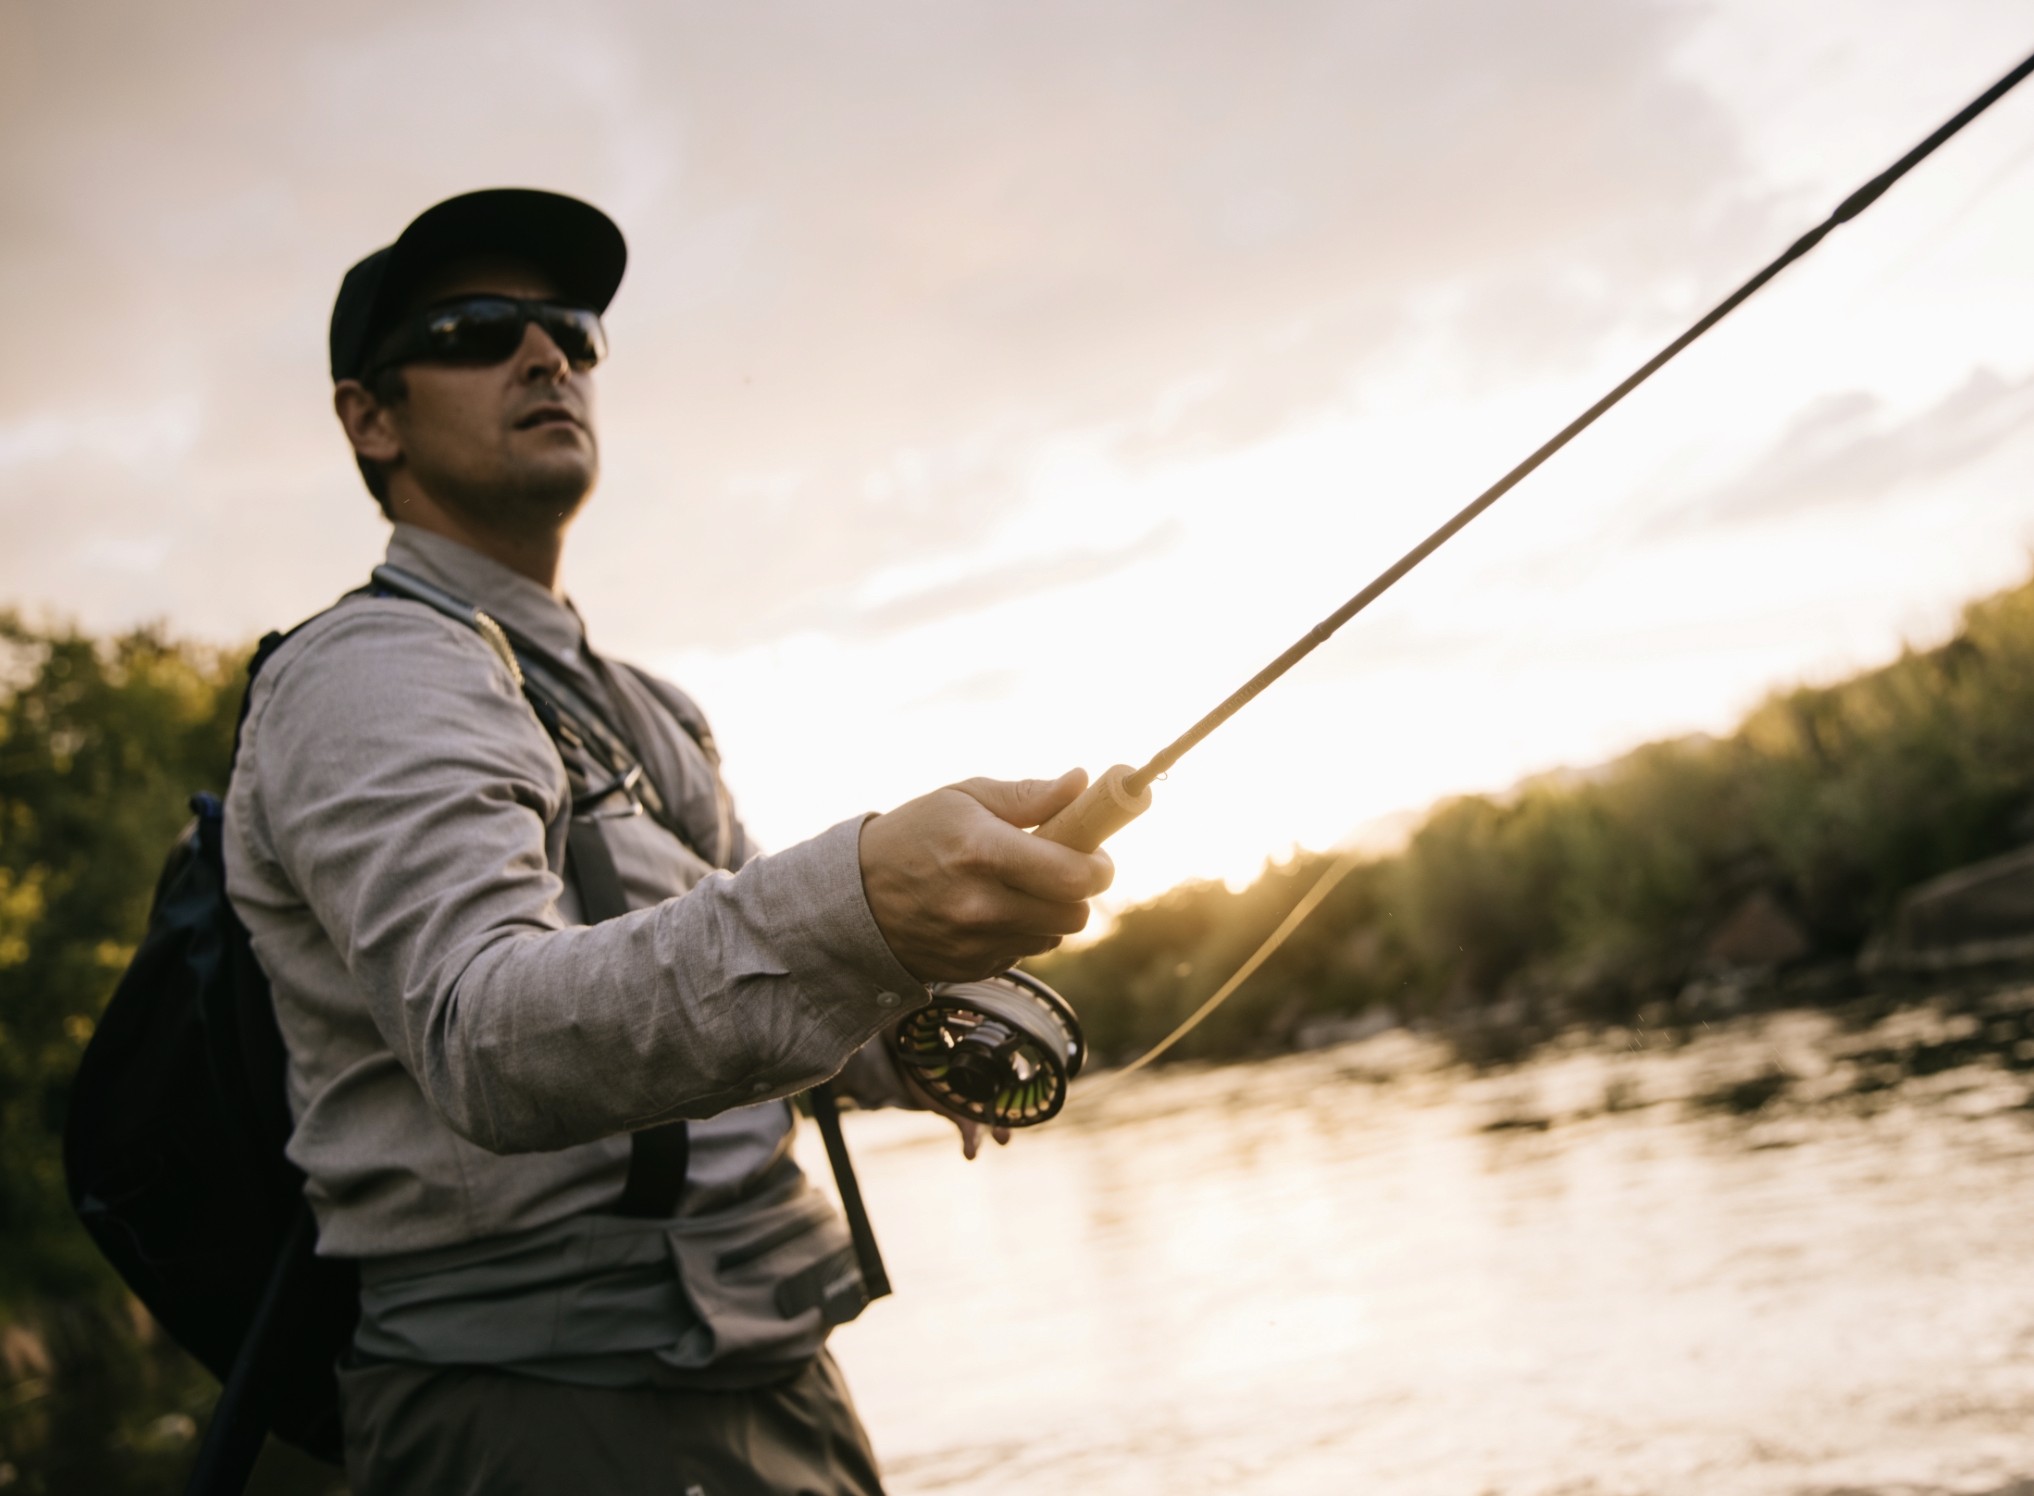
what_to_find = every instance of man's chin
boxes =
[510,468,596,525]
[439,462,596,532]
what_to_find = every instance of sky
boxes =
[4,1,2033,910]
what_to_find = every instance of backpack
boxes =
[63,572,887,1491]
[63,616,359,1474]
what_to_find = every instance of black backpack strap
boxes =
[232,584,375,769]
[365,567,693,1219]
[614,661,722,766]
[182,1204,329,1496]
[560,813,689,1217]
[369,565,716,863]
[610,1120,692,1220]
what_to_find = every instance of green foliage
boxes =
[1,1299,227,1496]
[0,613,242,1310]
[1737,580,2034,941]
[0,613,243,1492]
[1037,853,1417,1064]
[1043,573,2034,1058]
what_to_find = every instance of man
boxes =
[223,188,1112,1494]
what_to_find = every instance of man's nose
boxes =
[515,323,573,382]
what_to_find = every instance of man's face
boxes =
[368,256,601,531]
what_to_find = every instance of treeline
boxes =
[1036,574,2034,1064]
[0,613,246,1492]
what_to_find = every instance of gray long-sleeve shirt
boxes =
[224,525,929,1263]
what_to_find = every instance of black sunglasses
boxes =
[365,296,608,377]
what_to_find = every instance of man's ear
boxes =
[334,379,402,464]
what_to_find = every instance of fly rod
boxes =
[1033,47,2034,856]
[896,49,2034,1132]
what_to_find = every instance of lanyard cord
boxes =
[1121,48,2034,799]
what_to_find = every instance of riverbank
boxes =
[1068,970,2034,1132]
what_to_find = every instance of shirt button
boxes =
[875,991,901,1008]
[750,1080,770,1095]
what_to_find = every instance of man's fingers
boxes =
[945,774,1114,901]
[955,1119,1012,1160]
[978,887,1091,938]
[861,769,1113,984]
[991,828,1114,905]
[954,768,1087,829]
[914,934,1061,985]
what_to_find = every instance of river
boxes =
[803,995,2034,1495]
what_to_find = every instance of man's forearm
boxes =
[411,817,927,1152]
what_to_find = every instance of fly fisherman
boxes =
[222,188,1113,1495]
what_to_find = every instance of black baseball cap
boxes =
[329,188,627,382]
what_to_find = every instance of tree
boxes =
[0,613,247,1493]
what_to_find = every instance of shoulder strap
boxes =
[560,810,690,1219]
[368,565,720,866]
[234,584,374,766]
[371,565,705,760]
[614,661,721,766]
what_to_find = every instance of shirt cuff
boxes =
[831,1032,921,1110]
[755,814,930,1055]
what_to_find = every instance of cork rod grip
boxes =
[1032,764,1154,853]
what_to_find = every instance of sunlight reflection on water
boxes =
[800,1020,2034,1495]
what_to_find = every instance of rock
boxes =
[0,1322,51,1379]
[1678,974,1750,1016]
[1295,1006,1400,1050]
[1704,889,1811,969]
[1872,843,2034,972]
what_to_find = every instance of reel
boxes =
[890,969,1086,1128]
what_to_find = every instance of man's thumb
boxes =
[959,768,1089,828]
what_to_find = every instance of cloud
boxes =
[1648,366,2034,535]
[0,402,202,471]
[0,0,1767,648]
[836,523,1181,640]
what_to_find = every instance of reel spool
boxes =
[891,969,1086,1128]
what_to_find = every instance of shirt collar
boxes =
[383,524,589,666]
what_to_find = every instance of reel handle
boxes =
[1033,763,1153,852]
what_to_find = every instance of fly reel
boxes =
[891,969,1086,1128]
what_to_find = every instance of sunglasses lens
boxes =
[534,306,607,369]
[425,299,527,363]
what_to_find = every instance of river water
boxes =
[802,1001,2034,1496]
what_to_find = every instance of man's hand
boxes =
[859,769,1115,982]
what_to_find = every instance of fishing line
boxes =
[1868,127,2034,293]
[906,49,2034,1128]
[1083,846,1368,1093]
